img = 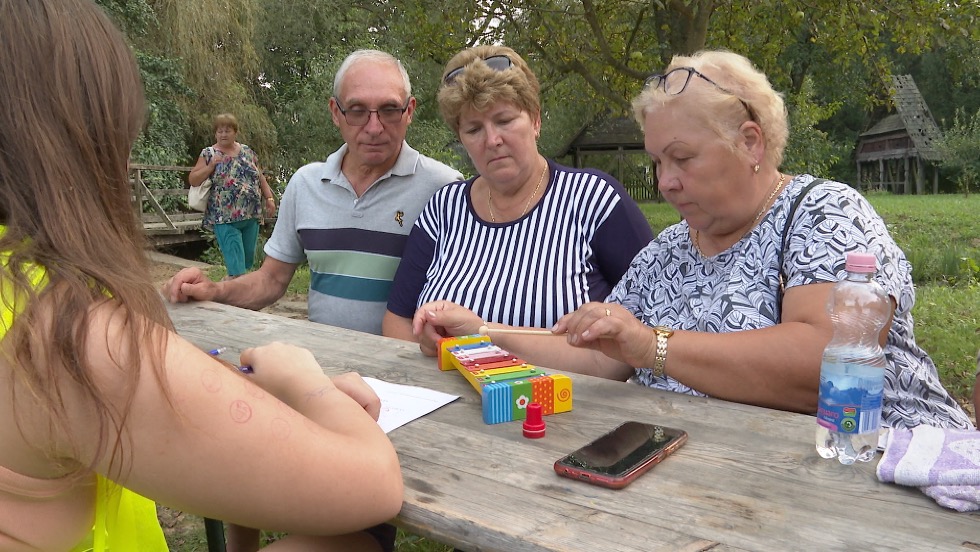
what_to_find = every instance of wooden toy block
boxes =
[438,334,573,424]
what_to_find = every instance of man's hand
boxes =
[162,267,218,303]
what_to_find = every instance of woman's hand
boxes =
[263,197,277,217]
[330,372,382,421]
[240,342,381,419]
[206,149,228,174]
[240,342,334,404]
[554,302,658,369]
[412,301,485,356]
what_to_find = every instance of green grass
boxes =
[865,192,980,284]
[910,284,980,406]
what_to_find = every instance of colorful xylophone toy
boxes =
[438,334,572,425]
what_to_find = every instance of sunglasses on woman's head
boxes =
[644,66,756,121]
[443,55,513,85]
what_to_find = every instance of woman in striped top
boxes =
[383,45,653,351]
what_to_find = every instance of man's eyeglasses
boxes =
[443,55,513,86]
[644,67,755,121]
[334,98,410,126]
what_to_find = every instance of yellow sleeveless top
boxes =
[0,226,168,551]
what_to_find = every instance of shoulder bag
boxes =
[187,147,214,212]
[777,177,825,314]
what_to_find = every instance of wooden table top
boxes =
[167,300,980,552]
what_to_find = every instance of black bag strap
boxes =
[777,178,825,314]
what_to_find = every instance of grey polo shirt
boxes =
[265,141,462,334]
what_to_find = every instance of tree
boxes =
[97,0,191,206]
[143,0,276,163]
[936,107,980,195]
[386,0,980,177]
[100,0,980,189]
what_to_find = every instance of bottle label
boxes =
[816,361,883,434]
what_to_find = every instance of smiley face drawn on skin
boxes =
[229,400,253,423]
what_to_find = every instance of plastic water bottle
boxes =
[815,252,891,464]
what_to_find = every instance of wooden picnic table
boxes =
[167,300,980,552]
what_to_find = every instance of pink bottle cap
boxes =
[523,402,546,439]
[845,252,877,273]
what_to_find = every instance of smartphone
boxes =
[554,421,687,489]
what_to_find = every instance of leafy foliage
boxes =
[132,53,192,171]
[936,107,980,195]
[781,76,849,178]
[99,0,980,189]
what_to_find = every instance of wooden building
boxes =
[561,116,656,200]
[855,75,942,194]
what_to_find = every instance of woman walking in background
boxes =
[189,113,277,279]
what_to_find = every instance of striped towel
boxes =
[876,424,980,512]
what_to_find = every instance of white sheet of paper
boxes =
[364,377,460,433]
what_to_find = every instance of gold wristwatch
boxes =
[652,326,674,377]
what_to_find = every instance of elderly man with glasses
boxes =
[164,49,461,336]
[164,48,460,552]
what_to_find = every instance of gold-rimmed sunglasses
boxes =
[645,67,755,121]
[443,55,513,86]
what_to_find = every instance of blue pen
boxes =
[207,347,253,374]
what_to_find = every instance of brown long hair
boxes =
[0,0,172,476]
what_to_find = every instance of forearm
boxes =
[276,374,403,522]
[215,268,289,310]
[258,174,274,199]
[281,374,387,440]
[382,311,416,342]
[488,326,633,381]
[188,165,212,186]
[663,323,825,413]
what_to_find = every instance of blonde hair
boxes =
[438,45,540,135]
[632,50,788,168]
[213,113,239,132]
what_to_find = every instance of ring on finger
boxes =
[604,308,611,317]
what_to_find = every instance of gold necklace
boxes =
[694,172,786,256]
[488,162,548,223]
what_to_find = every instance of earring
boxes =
[753,164,760,173]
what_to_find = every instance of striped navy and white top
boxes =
[387,160,653,328]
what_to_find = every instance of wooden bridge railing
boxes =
[130,163,205,246]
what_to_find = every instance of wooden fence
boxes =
[131,163,206,246]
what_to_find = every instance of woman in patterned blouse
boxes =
[413,50,973,431]
[188,113,277,279]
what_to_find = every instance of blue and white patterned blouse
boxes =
[610,174,972,430]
